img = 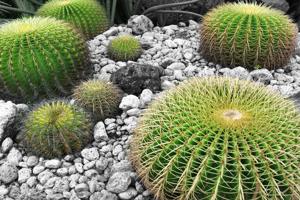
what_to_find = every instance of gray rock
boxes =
[0,162,18,183]
[106,172,131,193]
[250,69,273,84]
[26,156,39,167]
[45,159,61,169]
[0,185,9,196]
[119,95,140,110]
[96,157,109,171]
[37,170,54,185]
[128,15,154,35]
[26,176,37,187]
[111,63,163,95]
[261,0,289,12]
[118,187,138,200]
[32,165,45,175]
[111,160,133,174]
[0,101,18,142]
[167,62,185,70]
[81,148,99,161]
[94,122,109,142]
[1,137,13,153]
[103,27,119,37]
[112,144,123,156]
[139,89,153,108]
[7,147,22,165]
[18,168,31,183]
[56,167,68,176]
[75,183,90,199]
[220,67,250,80]
[53,178,69,193]
[90,190,118,200]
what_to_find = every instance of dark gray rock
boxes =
[111,63,163,95]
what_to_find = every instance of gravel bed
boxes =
[0,15,299,200]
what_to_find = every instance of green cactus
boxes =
[131,77,300,200]
[200,2,298,70]
[73,80,122,121]
[0,17,88,101]
[23,101,92,158]
[107,35,142,61]
[36,0,109,39]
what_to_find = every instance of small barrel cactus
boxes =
[73,80,122,121]
[131,77,300,200]
[36,0,109,39]
[200,2,298,70]
[23,101,92,158]
[0,17,88,101]
[107,35,142,61]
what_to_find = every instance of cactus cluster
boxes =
[73,80,122,121]
[36,0,109,39]
[131,77,300,200]
[23,101,92,158]
[107,35,142,61]
[200,2,298,70]
[0,17,88,101]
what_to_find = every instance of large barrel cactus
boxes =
[36,0,109,39]
[0,17,88,101]
[23,101,92,158]
[200,2,298,70]
[131,77,300,200]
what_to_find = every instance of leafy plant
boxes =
[0,17,88,101]
[36,0,109,39]
[200,2,298,70]
[22,101,92,158]
[131,77,300,200]
[107,35,142,61]
[73,80,122,121]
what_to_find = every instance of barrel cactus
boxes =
[0,17,88,101]
[73,80,122,121]
[23,101,92,158]
[36,0,109,39]
[107,35,142,61]
[131,77,300,200]
[200,2,298,70]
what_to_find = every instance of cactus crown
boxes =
[131,77,300,200]
[0,17,88,101]
[23,101,92,158]
[107,35,142,61]
[36,0,109,39]
[73,80,122,121]
[200,2,298,70]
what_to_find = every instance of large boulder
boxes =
[111,63,163,95]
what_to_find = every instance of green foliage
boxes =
[131,77,300,200]
[200,2,298,70]
[0,17,88,101]
[108,35,142,61]
[36,0,109,39]
[23,101,92,158]
[73,80,122,121]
